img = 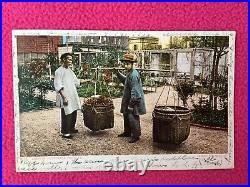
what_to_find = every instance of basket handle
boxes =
[152,111,155,118]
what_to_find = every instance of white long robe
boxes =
[54,66,81,115]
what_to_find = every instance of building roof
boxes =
[129,37,159,40]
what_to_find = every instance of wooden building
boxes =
[129,37,162,51]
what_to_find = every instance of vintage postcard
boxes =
[13,30,235,173]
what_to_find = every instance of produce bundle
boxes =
[102,69,112,83]
[84,96,113,107]
[82,95,114,131]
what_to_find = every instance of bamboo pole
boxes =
[91,67,174,73]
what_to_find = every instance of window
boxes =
[31,53,38,60]
[24,53,31,63]
[38,53,46,59]
[134,45,138,51]
[17,53,24,64]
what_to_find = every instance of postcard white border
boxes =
[13,30,235,172]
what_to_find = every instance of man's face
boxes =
[63,55,73,68]
[123,62,133,71]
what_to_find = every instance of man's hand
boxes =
[80,79,92,84]
[128,106,134,113]
[63,96,68,106]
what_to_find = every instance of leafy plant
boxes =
[175,80,195,107]
[35,77,54,99]
[44,53,60,75]
[191,98,227,127]
[19,95,54,113]
[77,83,123,98]
[18,64,54,112]
[190,73,228,128]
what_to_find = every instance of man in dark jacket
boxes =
[114,53,146,143]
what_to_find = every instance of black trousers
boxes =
[61,109,77,134]
[123,112,141,138]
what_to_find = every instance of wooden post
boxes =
[79,53,82,67]
[141,51,145,69]
[190,49,195,80]
[94,68,97,96]
[175,50,178,74]
[202,51,205,79]
[171,50,178,82]
[47,36,52,80]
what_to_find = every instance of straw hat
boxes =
[120,53,137,63]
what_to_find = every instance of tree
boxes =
[182,36,229,110]
[44,52,60,75]
[208,37,229,110]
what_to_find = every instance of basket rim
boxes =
[83,103,114,107]
[154,105,190,114]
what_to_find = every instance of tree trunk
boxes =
[182,99,187,108]
[213,53,221,110]
[209,36,220,111]
[209,49,217,110]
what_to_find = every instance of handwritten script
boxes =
[17,154,232,172]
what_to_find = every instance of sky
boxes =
[63,36,67,44]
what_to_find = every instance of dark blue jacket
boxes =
[117,69,146,115]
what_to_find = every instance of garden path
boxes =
[19,86,228,157]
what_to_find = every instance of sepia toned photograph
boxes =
[13,30,235,172]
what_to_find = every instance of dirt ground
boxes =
[19,86,228,157]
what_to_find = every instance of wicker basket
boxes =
[82,103,114,131]
[152,105,191,144]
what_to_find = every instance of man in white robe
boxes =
[54,53,89,139]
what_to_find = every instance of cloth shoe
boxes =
[62,135,73,139]
[129,137,139,143]
[118,132,130,137]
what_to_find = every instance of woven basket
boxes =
[82,103,114,131]
[152,105,191,144]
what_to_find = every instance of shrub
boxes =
[191,98,227,128]
[18,64,54,112]
[44,53,60,74]
[77,83,123,98]
[35,77,54,99]
[19,95,54,112]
